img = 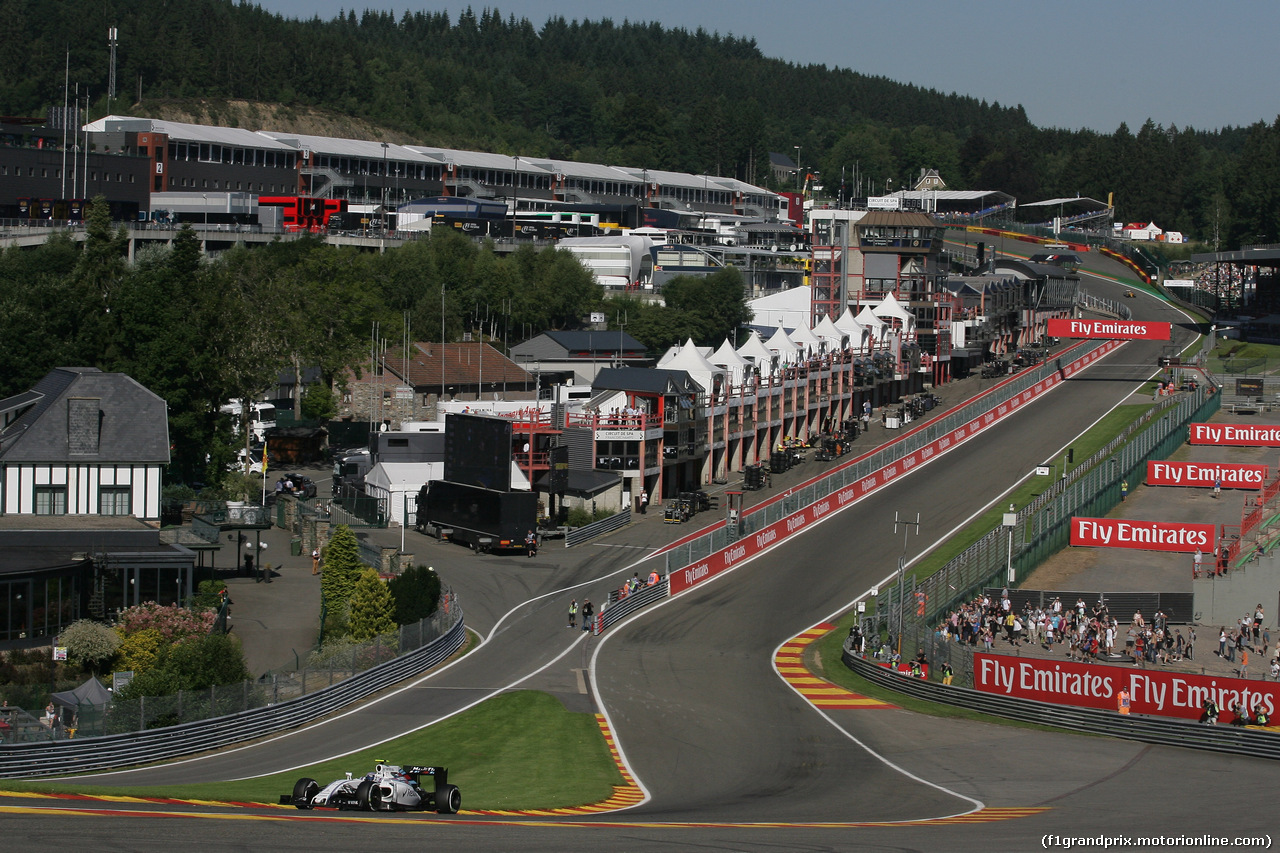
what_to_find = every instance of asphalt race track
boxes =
[7,266,1279,851]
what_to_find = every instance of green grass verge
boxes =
[0,690,623,809]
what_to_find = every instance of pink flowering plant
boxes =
[115,602,215,642]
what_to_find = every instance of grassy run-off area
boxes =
[0,690,624,809]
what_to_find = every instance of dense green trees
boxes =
[5,3,1279,240]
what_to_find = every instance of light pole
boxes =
[893,511,920,655]
[1003,503,1017,584]
[793,145,801,192]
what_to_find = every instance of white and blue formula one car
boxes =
[282,762,461,814]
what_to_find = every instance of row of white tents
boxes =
[658,288,914,390]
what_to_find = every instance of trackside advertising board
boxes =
[1188,423,1280,447]
[1045,318,1171,341]
[667,341,1125,596]
[1070,517,1214,553]
[1147,460,1267,489]
[974,653,1278,724]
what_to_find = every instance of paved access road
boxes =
[10,269,1277,851]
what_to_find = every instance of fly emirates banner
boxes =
[1070,517,1214,553]
[1189,423,1280,447]
[1045,318,1171,340]
[1146,460,1267,489]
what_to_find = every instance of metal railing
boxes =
[842,648,1280,761]
[0,601,465,778]
[877,388,1221,664]
[565,509,632,547]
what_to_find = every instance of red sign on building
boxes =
[974,653,1278,724]
[1045,318,1171,340]
[1070,517,1214,552]
[1147,460,1267,489]
[1188,423,1280,447]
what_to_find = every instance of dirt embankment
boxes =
[131,99,413,143]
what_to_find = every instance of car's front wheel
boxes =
[356,779,382,811]
[292,777,319,810]
[436,784,461,814]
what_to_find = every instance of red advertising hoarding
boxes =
[1147,460,1267,489]
[1188,423,1280,447]
[1045,318,1171,341]
[1070,517,1214,552]
[974,653,1277,724]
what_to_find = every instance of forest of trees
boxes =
[5,0,1280,245]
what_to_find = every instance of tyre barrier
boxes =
[0,616,466,778]
[842,647,1280,761]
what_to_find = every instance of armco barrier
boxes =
[594,580,668,634]
[566,508,631,548]
[0,614,466,778]
[842,646,1280,761]
[667,339,1126,597]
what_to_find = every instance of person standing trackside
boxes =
[311,547,321,575]
[1214,475,1222,498]
[1120,479,1128,502]
[581,599,594,633]
[1193,548,1203,579]
[639,490,648,515]
[1117,686,1131,716]
[567,599,577,629]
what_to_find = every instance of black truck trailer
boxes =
[415,480,538,553]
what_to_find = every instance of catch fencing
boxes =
[876,387,1221,670]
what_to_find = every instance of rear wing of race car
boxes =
[406,765,449,787]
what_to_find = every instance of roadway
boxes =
[7,262,1276,850]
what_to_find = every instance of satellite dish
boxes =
[770,244,778,253]
[789,243,798,252]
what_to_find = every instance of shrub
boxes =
[320,524,363,621]
[116,602,215,642]
[387,564,442,625]
[348,568,396,641]
[116,627,167,675]
[58,620,120,673]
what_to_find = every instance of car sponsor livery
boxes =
[1147,461,1267,489]
[975,653,1278,724]
[1189,423,1280,446]
[1070,517,1214,552]
[282,762,461,814]
[1045,318,1171,340]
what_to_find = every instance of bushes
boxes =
[566,506,615,527]
[58,619,121,673]
[387,564,442,625]
[320,524,362,624]
[348,568,396,641]
[117,602,215,642]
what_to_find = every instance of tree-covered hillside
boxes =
[4,0,1280,243]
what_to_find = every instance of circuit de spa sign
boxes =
[1069,517,1214,552]
[1188,423,1280,447]
[974,653,1278,724]
[1045,318,1172,341]
[1147,460,1267,489]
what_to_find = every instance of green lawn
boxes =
[0,690,624,810]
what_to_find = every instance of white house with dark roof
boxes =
[0,368,170,520]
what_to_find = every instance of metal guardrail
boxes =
[0,611,466,778]
[565,509,631,548]
[594,581,668,633]
[842,648,1280,760]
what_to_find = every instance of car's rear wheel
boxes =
[292,777,318,810]
[356,779,382,811]
[436,784,461,814]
